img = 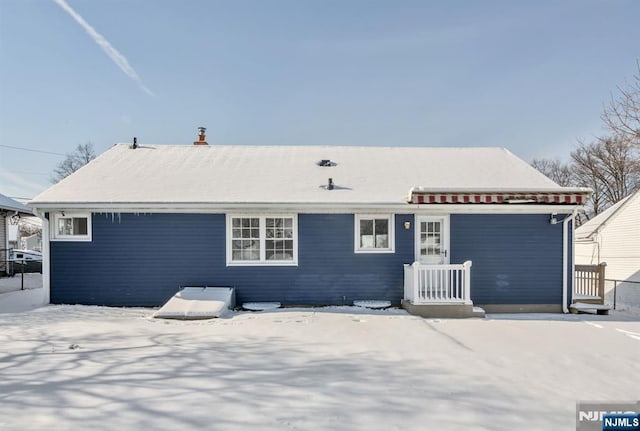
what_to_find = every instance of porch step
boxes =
[572,294,604,305]
[572,293,601,300]
[402,300,485,318]
[569,302,611,315]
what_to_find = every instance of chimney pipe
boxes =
[194,126,208,145]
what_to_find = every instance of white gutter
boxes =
[34,210,50,305]
[562,209,579,313]
[29,202,585,215]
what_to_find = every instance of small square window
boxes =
[355,215,394,253]
[52,213,92,241]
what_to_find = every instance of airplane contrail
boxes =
[52,0,155,96]
[0,170,48,192]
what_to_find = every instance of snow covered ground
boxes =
[1,305,638,431]
[0,274,44,313]
[0,273,43,294]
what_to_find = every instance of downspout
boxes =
[562,209,578,313]
[35,210,50,305]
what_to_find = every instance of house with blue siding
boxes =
[29,129,590,316]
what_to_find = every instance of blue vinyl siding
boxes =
[450,214,565,305]
[50,213,415,306]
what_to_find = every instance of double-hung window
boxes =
[354,214,394,253]
[52,212,92,241]
[227,215,297,265]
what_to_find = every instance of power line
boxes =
[0,144,66,156]
[3,170,50,176]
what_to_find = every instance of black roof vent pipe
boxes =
[131,137,138,149]
[328,178,334,190]
[317,159,336,167]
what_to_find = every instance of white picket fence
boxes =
[404,261,472,304]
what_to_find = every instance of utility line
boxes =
[3,170,50,176]
[0,144,66,156]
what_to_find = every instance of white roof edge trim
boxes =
[29,202,406,209]
[31,203,584,215]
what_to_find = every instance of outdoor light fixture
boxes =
[550,213,558,225]
[404,221,411,230]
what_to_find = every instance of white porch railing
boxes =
[404,261,473,305]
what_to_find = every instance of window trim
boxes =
[226,214,298,266]
[51,212,92,242]
[354,214,395,253]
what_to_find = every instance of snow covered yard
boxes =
[0,273,42,295]
[0,274,44,313]
[0,306,638,431]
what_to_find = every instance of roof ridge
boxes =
[113,143,508,150]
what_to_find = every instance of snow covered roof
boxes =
[29,144,589,209]
[575,190,639,240]
[0,192,34,215]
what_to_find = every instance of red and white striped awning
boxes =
[409,191,589,205]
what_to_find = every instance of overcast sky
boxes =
[1,0,639,201]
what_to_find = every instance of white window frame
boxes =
[354,214,395,253]
[226,214,298,266]
[51,212,92,242]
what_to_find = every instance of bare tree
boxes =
[570,146,606,217]
[531,158,574,186]
[18,218,41,244]
[51,143,96,183]
[533,137,640,223]
[602,60,640,146]
[571,137,640,215]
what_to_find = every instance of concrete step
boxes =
[570,302,611,315]
[471,306,486,318]
[402,300,485,318]
[572,294,604,305]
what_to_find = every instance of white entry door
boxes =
[416,216,450,265]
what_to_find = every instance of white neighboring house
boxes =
[575,190,640,308]
[22,232,42,252]
[1,193,35,276]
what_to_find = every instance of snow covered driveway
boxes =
[1,306,638,431]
